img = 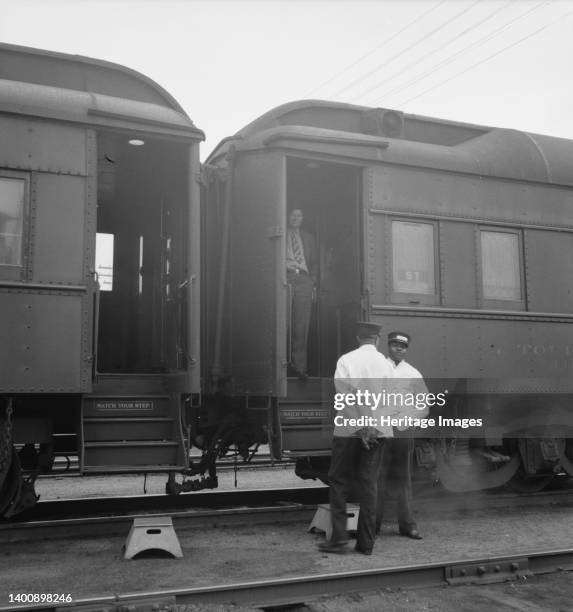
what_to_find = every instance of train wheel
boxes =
[0,446,22,518]
[435,440,520,492]
[0,446,40,519]
[506,438,561,493]
[507,468,554,493]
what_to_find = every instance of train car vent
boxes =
[360,108,404,138]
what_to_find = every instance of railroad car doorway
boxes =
[286,157,363,378]
[95,132,189,375]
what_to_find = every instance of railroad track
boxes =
[2,485,573,610]
[12,478,573,521]
[1,548,572,611]
[0,486,328,543]
[3,484,573,544]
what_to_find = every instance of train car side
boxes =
[0,44,204,517]
[204,100,573,492]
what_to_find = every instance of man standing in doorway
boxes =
[286,208,317,380]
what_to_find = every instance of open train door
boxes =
[225,150,288,397]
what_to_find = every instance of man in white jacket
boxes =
[376,331,428,540]
[318,321,393,555]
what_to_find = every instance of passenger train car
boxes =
[202,99,573,494]
[2,43,573,517]
[0,44,203,517]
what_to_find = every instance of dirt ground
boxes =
[301,573,573,612]
[2,498,573,610]
[2,468,572,610]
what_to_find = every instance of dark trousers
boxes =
[328,436,385,552]
[376,437,416,533]
[287,271,313,374]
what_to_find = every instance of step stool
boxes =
[124,515,183,559]
[309,504,360,541]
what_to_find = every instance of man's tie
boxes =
[291,231,304,266]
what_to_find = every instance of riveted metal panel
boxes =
[369,311,449,378]
[0,289,88,392]
[369,165,573,230]
[368,306,573,382]
[0,116,87,175]
[518,322,573,378]
[84,128,97,282]
[364,168,386,306]
[525,229,573,314]
[474,320,534,378]
[440,221,477,308]
[228,151,286,395]
[32,173,86,283]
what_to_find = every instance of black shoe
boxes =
[399,527,422,540]
[355,545,373,555]
[318,541,348,554]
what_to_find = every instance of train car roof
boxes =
[0,43,204,140]
[207,100,573,188]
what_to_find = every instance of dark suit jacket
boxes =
[300,229,318,284]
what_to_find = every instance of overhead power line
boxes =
[303,0,446,97]
[330,0,481,99]
[397,7,573,107]
[373,0,548,105]
[350,0,514,103]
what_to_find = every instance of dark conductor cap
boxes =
[356,321,381,338]
[388,331,410,346]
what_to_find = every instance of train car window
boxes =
[480,229,523,307]
[0,175,26,268]
[95,232,114,291]
[391,220,437,304]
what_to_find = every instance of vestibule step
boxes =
[83,440,180,468]
[83,417,174,442]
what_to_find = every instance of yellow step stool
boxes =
[309,504,360,541]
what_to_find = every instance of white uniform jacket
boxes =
[333,344,394,438]
[386,358,430,420]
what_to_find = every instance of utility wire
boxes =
[330,0,481,99]
[386,2,546,104]
[378,0,548,104]
[398,7,573,106]
[303,0,447,97]
[351,0,514,103]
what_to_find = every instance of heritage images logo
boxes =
[332,386,483,431]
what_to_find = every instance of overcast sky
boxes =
[1,0,572,158]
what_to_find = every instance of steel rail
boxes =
[0,502,319,544]
[5,479,573,525]
[1,548,572,611]
[0,486,329,543]
[8,486,329,521]
[3,485,573,545]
